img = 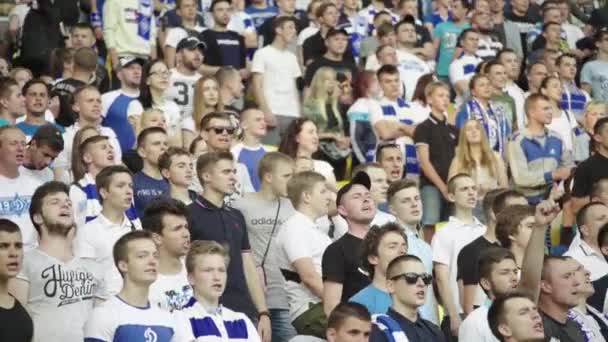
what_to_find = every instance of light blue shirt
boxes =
[404,225,438,324]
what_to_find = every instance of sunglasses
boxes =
[206,126,235,135]
[390,272,433,285]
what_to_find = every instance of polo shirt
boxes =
[413,113,458,187]
[187,195,256,319]
[370,308,444,342]
[458,303,497,342]
[275,211,331,322]
[431,216,486,315]
[133,171,169,218]
[541,310,586,342]
[75,213,142,299]
[564,234,608,281]
[173,297,261,342]
[572,152,608,199]
[322,233,371,302]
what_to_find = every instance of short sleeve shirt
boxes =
[541,310,586,342]
[322,233,371,302]
[413,114,459,186]
[572,153,608,198]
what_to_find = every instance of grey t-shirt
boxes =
[17,248,103,342]
[232,194,295,309]
[541,311,586,342]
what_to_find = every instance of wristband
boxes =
[257,311,270,320]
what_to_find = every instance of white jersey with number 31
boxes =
[165,69,201,129]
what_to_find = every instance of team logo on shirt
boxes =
[0,193,31,217]
[41,264,97,306]
[144,327,158,342]
[164,285,193,311]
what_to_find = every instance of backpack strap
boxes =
[372,314,410,342]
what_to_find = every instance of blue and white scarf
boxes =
[466,98,510,154]
[137,0,152,41]
[372,314,410,342]
[76,173,138,223]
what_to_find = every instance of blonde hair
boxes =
[185,240,230,273]
[584,100,606,116]
[140,108,166,131]
[287,170,326,207]
[193,76,223,131]
[454,119,499,178]
[306,67,342,128]
[424,81,450,100]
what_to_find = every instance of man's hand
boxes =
[534,187,563,227]
[257,315,271,342]
[450,314,462,337]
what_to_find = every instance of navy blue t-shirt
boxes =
[200,29,246,69]
[133,171,169,217]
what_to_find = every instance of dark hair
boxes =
[376,64,399,80]
[478,247,516,286]
[360,223,408,279]
[272,16,297,36]
[158,146,190,171]
[469,73,489,92]
[492,189,525,216]
[386,254,422,279]
[386,178,418,203]
[29,181,69,235]
[138,59,166,109]
[483,59,504,75]
[541,255,571,280]
[142,198,188,235]
[327,302,371,330]
[495,48,517,62]
[48,48,74,79]
[0,218,20,235]
[488,292,534,342]
[353,71,378,99]
[31,124,64,153]
[71,22,95,35]
[71,126,99,180]
[483,188,508,219]
[395,15,416,32]
[22,79,50,96]
[556,53,577,67]
[0,77,18,100]
[200,111,231,131]
[195,151,234,184]
[210,0,230,11]
[375,143,401,162]
[377,23,395,38]
[457,28,478,47]
[95,165,133,204]
[315,2,336,18]
[591,177,608,199]
[113,230,155,277]
[189,136,206,154]
[542,20,561,32]
[136,126,167,149]
[495,205,535,249]
[278,118,316,158]
[411,73,435,104]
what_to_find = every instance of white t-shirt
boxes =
[0,172,43,249]
[164,26,206,48]
[547,110,577,152]
[84,296,177,342]
[431,216,486,314]
[75,213,142,299]
[18,166,53,184]
[332,210,396,240]
[17,249,103,342]
[251,45,302,117]
[398,50,432,101]
[128,99,182,138]
[149,266,192,312]
[164,69,201,130]
[449,53,482,108]
[275,211,331,321]
[459,304,497,342]
[504,81,526,130]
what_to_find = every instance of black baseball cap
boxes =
[177,36,207,53]
[336,172,372,206]
[31,124,64,152]
[325,27,349,40]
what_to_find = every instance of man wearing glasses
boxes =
[369,254,444,341]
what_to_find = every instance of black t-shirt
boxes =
[504,8,541,56]
[413,113,459,186]
[302,31,355,66]
[457,236,500,285]
[589,273,608,313]
[572,153,608,198]
[304,56,358,87]
[415,24,431,47]
[322,233,370,302]
[187,195,256,318]
[541,310,586,342]
[53,78,87,127]
[200,29,246,69]
[589,8,608,29]
[0,297,33,342]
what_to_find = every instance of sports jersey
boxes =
[369,97,428,181]
[0,172,43,249]
[231,143,268,191]
[165,69,201,127]
[449,53,482,108]
[357,5,399,35]
[173,297,261,341]
[102,90,140,152]
[84,296,176,342]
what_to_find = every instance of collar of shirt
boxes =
[447,216,485,229]
[95,212,133,230]
[387,307,423,328]
[429,112,447,125]
[292,211,320,229]
[571,235,603,258]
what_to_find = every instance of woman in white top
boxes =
[128,60,183,147]
[449,119,508,218]
[540,75,578,152]
[278,118,339,192]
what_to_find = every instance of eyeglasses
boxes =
[206,126,235,135]
[390,272,433,285]
[150,70,170,77]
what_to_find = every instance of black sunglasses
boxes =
[390,272,433,285]
[207,126,235,135]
